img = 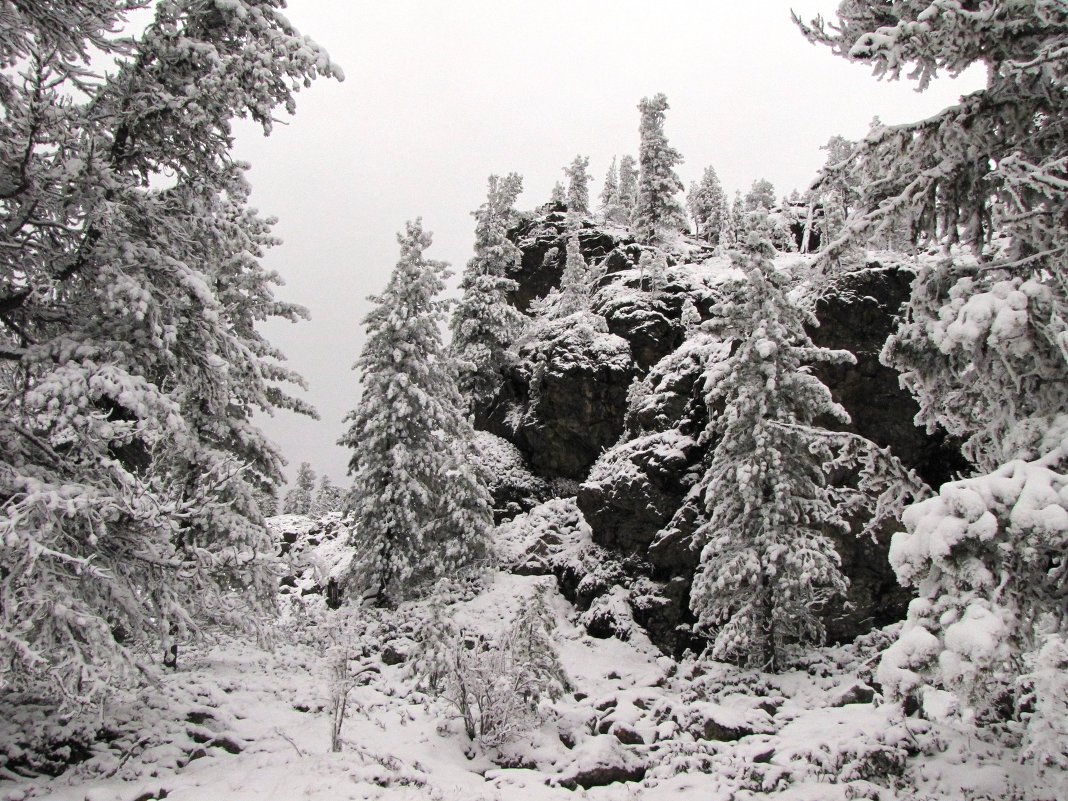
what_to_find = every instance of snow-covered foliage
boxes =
[563,155,590,217]
[687,165,728,245]
[599,157,627,224]
[0,0,341,702]
[284,462,317,515]
[800,0,1068,754]
[311,476,344,516]
[528,234,604,326]
[633,94,686,245]
[450,173,526,410]
[878,450,1068,722]
[617,154,639,221]
[415,585,569,747]
[683,219,858,669]
[470,432,549,521]
[338,220,493,605]
[744,179,776,212]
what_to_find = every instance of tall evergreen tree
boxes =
[687,166,729,244]
[549,181,567,207]
[600,157,626,224]
[312,475,344,516]
[284,463,317,515]
[536,235,603,321]
[0,0,340,700]
[450,173,525,411]
[800,1,1068,758]
[633,94,686,244]
[617,154,639,221]
[744,179,776,212]
[564,155,591,216]
[685,214,855,670]
[339,220,493,605]
[600,157,619,211]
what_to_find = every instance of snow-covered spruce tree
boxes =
[633,94,686,245]
[534,234,603,322]
[0,0,339,701]
[450,173,525,411]
[685,216,856,671]
[600,157,627,224]
[549,181,566,207]
[723,190,747,247]
[743,178,776,212]
[339,220,493,606]
[687,166,728,245]
[564,155,591,216]
[799,1,1068,747]
[312,475,344,516]
[600,157,619,209]
[284,462,317,515]
[617,154,639,221]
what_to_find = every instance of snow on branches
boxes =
[0,0,340,702]
[339,220,493,605]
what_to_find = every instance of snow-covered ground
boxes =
[3,568,1061,801]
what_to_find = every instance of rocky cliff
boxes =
[475,212,965,655]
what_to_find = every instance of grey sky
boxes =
[235,1,983,489]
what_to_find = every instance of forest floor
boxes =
[1,572,1062,801]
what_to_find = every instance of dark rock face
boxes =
[482,329,638,481]
[807,265,970,488]
[577,431,699,555]
[595,280,686,370]
[477,211,969,655]
[507,215,632,312]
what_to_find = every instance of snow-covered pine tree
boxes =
[0,0,340,701]
[687,166,728,245]
[536,234,603,321]
[564,155,591,216]
[549,181,567,207]
[799,1,1068,749]
[617,154,639,221]
[285,462,318,515]
[744,179,776,212]
[685,214,855,670]
[600,157,626,224]
[633,94,686,245]
[313,475,344,516]
[450,173,526,411]
[724,190,747,247]
[339,220,493,605]
[600,158,619,210]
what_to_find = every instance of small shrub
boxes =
[414,587,569,747]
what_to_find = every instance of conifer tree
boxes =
[687,166,729,244]
[0,0,340,700]
[600,157,627,224]
[549,181,567,207]
[312,475,344,515]
[537,235,602,321]
[685,214,855,670]
[633,94,686,245]
[800,1,1068,754]
[617,154,639,221]
[564,155,591,216]
[744,179,776,212]
[339,220,493,605]
[450,174,526,411]
[284,462,318,516]
[600,158,619,211]
[724,190,747,246]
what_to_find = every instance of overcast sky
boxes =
[234,1,984,490]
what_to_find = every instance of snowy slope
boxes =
[4,569,1062,801]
